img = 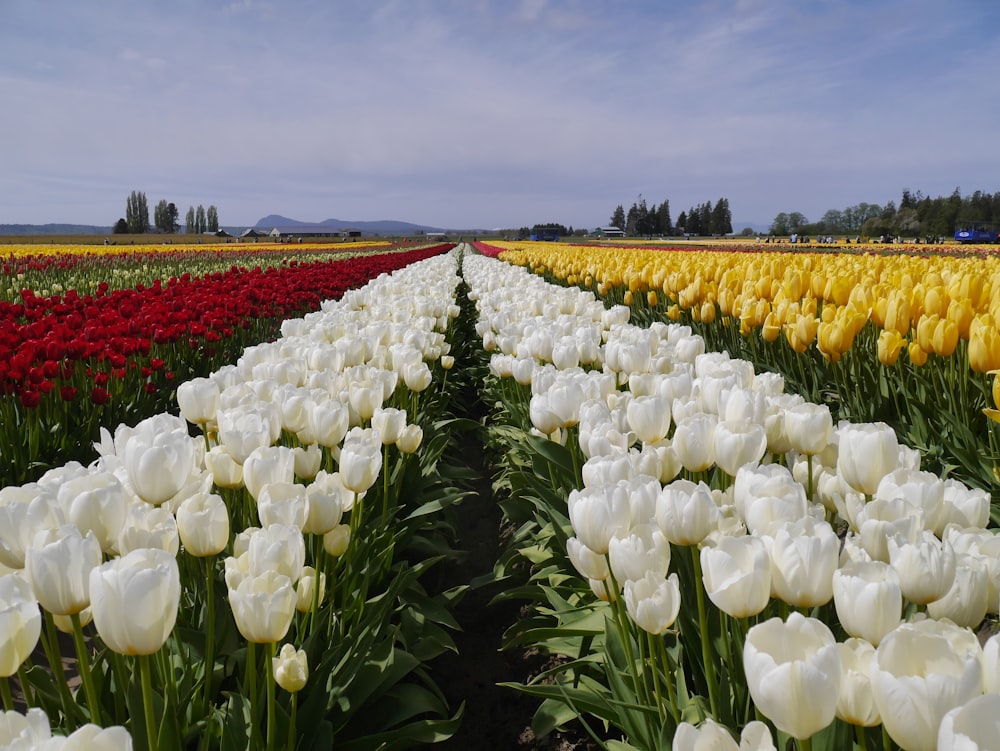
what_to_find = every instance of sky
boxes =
[2,0,999,232]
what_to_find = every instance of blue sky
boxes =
[2,0,999,231]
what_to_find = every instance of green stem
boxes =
[798,735,812,751]
[882,725,893,751]
[856,724,869,751]
[644,631,665,724]
[266,642,277,751]
[602,562,650,708]
[287,693,297,751]
[203,556,217,713]
[690,546,720,719]
[1,678,13,711]
[70,612,102,725]
[654,634,680,726]
[140,654,159,751]
[247,642,260,749]
[16,663,34,708]
[41,610,79,727]
[806,453,814,503]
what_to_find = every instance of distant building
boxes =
[594,226,626,238]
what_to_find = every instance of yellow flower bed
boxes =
[490,241,1000,372]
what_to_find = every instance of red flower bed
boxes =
[0,244,452,483]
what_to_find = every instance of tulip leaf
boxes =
[219,691,252,751]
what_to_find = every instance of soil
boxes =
[427,487,598,751]
[424,401,601,751]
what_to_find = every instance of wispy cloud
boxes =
[2,0,999,228]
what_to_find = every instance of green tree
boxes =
[153,200,179,233]
[656,200,672,235]
[125,190,149,233]
[185,206,196,234]
[112,218,129,234]
[207,205,219,233]
[769,212,790,235]
[787,212,808,231]
[610,204,626,231]
[195,205,207,234]
[710,198,732,235]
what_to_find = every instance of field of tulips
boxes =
[461,248,1000,750]
[479,239,1000,513]
[0,243,475,749]
[0,243,450,485]
[3,237,1000,750]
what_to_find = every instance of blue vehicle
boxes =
[955,222,999,243]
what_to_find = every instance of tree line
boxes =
[608,196,733,237]
[114,191,220,235]
[770,188,1000,239]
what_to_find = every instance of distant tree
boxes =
[740,226,755,236]
[710,198,732,235]
[655,200,672,235]
[686,207,703,235]
[113,218,129,234]
[787,212,808,231]
[698,201,712,235]
[185,206,196,234]
[207,205,219,233]
[769,212,790,235]
[154,200,168,233]
[153,200,179,233]
[820,209,845,233]
[610,205,626,231]
[166,203,179,233]
[195,205,207,234]
[675,211,687,234]
[125,190,149,233]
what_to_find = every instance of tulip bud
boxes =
[396,424,423,455]
[177,377,221,426]
[294,566,326,613]
[272,643,309,693]
[743,612,841,740]
[176,492,229,558]
[25,526,102,616]
[0,574,42,677]
[89,547,181,656]
[228,570,296,644]
[323,524,351,557]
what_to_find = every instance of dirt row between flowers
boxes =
[423,361,598,750]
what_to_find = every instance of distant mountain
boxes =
[0,223,113,235]
[253,215,447,235]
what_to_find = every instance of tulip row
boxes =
[463,251,1000,750]
[0,244,452,485]
[0,241,398,304]
[479,240,1000,512]
[0,246,473,749]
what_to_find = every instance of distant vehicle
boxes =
[954,221,999,243]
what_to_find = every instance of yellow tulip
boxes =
[931,317,959,357]
[623,290,633,306]
[947,297,975,338]
[970,316,1000,373]
[877,330,906,366]
[908,341,928,367]
[647,290,658,307]
[916,314,938,354]
[700,300,716,324]
[762,311,781,342]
